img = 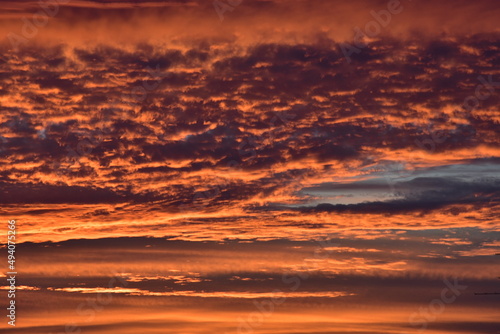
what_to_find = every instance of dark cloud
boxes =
[296,177,500,214]
[0,33,498,218]
[0,182,127,204]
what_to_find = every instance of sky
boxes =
[0,0,499,333]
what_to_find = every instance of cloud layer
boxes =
[0,1,499,333]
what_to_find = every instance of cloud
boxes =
[1,2,499,333]
[293,176,500,213]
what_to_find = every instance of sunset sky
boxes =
[0,0,499,333]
